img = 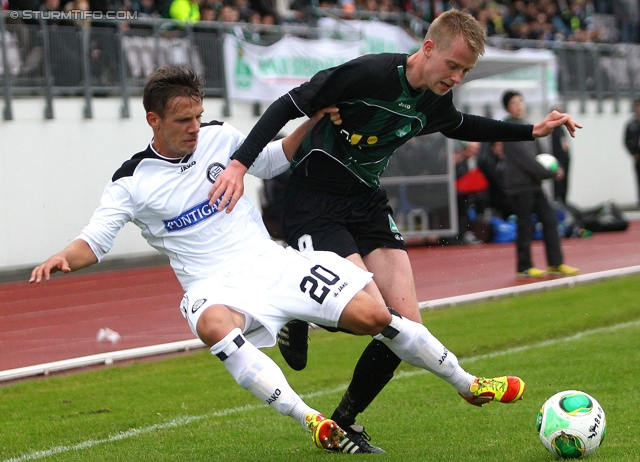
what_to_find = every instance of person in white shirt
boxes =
[30,65,525,454]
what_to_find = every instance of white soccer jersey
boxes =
[78,121,290,291]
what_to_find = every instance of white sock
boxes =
[374,315,475,395]
[210,328,316,429]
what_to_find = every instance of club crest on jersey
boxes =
[395,124,411,137]
[191,298,208,314]
[206,162,225,184]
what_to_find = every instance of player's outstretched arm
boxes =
[29,239,98,283]
[533,110,583,138]
[208,106,340,213]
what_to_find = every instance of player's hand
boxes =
[533,110,583,138]
[555,167,565,180]
[328,107,342,126]
[313,105,339,125]
[208,159,248,213]
[29,256,71,283]
[297,106,339,136]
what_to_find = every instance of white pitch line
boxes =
[5,318,639,462]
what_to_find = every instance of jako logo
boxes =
[398,102,411,109]
[180,161,196,173]
[266,388,281,404]
[438,348,449,365]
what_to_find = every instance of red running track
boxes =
[1,221,639,372]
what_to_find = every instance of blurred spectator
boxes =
[613,0,639,43]
[40,0,61,15]
[477,141,516,219]
[262,12,276,23]
[131,0,160,17]
[218,4,240,22]
[249,0,279,22]
[454,140,488,244]
[155,0,172,16]
[38,0,85,85]
[200,3,216,20]
[168,0,200,22]
[623,98,640,206]
[544,1,571,39]
[8,0,40,10]
[64,0,90,28]
[233,0,254,20]
[88,0,121,84]
[476,3,506,37]
[503,0,527,36]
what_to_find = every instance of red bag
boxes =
[456,168,489,194]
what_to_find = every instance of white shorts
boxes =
[180,245,372,348]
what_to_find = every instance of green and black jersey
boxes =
[232,53,534,195]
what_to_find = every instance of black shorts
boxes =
[281,185,407,258]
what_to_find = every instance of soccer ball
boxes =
[536,153,559,173]
[536,390,606,459]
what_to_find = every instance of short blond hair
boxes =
[425,9,486,57]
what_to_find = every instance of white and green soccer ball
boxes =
[536,390,606,459]
[536,153,559,173]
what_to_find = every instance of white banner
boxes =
[223,35,363,102]
[316,18,422,54]
[223,21,422,102]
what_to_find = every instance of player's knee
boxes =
[362,306,397,336]
[339,300,392,336]
[196,304,241,346]
[374,308,403,340]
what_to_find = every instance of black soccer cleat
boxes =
[338,425,386,454]
[276,320,309,371]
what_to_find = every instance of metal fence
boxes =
[0,12,361,120]
[486,36,640,114]
[2,11,640,121]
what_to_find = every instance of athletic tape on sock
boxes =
[374,312,402,340]
[210,327,246,361]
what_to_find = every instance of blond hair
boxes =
[425,9,486,57]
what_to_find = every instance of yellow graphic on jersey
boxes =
[349,133,379,145]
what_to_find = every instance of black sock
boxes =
[331,339,402,429]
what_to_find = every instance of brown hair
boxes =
[143,65,204,118]
[425,9,486,57]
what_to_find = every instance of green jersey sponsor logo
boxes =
[388,214,399,233]
[395,124,412,138]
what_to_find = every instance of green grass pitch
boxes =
[1,274,639,461]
